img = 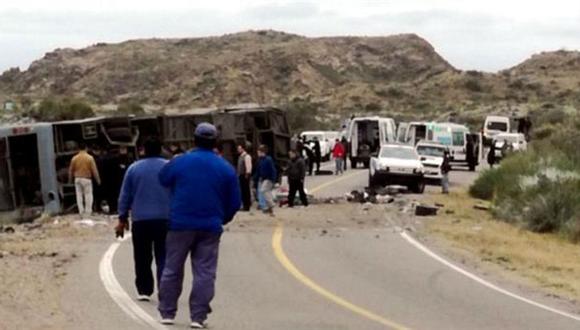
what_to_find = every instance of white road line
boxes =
[400,231,580,322]
[99,234,167,330]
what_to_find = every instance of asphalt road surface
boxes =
[65,162,580,329]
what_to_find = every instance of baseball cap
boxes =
[194,122,218,139]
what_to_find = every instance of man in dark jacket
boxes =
[254,144,277,215]
[286,150,308,208]
[115,137,170,302]
[312,137,322,173]
[157,123,241,328]
[341,136,348,171]
[466,135,476,171]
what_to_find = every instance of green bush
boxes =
[117,101,145,116]
[469,169,500,200]
[33,98,95,121]
[470,134,580,241]
[464,79,483,92]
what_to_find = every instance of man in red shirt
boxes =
[332,139,345,175]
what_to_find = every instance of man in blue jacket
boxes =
[255,144,277,215]
[116,137,170,301]
[157,123,241,329]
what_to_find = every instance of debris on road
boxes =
[361,202,373,211]
[415,204,439,216]
[315,170,334,176]
[346,188,397,204]
[474,203,491,211]
[73,219,108,227]
[1,226,15,234]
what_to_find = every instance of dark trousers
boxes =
[314,156,321,172]
[131,220,168,296]
[239,175,252,211]
[307,159,314,176]
[158,230,222,323]
[343,155,348,170]
[288,179,308,207]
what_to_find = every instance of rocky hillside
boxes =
[1,30,579,125]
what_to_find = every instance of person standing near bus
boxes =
[69,141,101,217]
[237,142,253,211]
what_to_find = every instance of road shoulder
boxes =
[415,189,580,314]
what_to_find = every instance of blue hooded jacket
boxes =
[159,148,241,232]
[255,155,277,182]
[118,157,171,222]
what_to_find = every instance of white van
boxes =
[399,122,481,170]
[398,121,436,146]
[484,116,510,140]
[346,116,397,168]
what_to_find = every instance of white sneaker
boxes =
[160,318,175,325]
[137,295,151,302]
[190,321,206,329]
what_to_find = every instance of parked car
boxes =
[369,144,425,193]
[493,133,527,160]
[415,141,448,180]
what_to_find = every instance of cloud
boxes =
[242,2,322,21]
[0,4,579,72]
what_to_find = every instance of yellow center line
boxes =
[272,171,411,330]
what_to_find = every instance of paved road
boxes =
[66,162,580,329]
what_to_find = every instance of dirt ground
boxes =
[0,215,113,330]
[420,189,580,306]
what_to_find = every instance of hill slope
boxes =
[1,30,579,125]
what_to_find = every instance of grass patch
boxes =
[425,190,580,302]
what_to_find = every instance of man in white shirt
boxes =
[236,143,253,211]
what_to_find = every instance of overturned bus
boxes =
[131,104,291,171]
[0,105,290,222]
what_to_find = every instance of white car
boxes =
[369,144,425,193]
[416,141,448,180]
[493,133,527,159]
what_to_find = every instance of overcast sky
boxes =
[1,0,579,72]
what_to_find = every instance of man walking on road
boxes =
[115,137,171,302]
[237,142,253,211]
[158,123,241,328]
[69,142,101,217]
[286,150,308,208]
[255,144,277,215]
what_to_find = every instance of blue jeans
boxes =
[335,158,344,174]
[158,230,222,323]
